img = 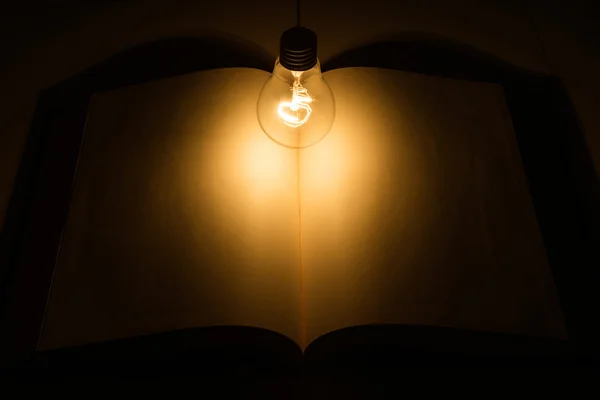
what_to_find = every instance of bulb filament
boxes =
[278,72,313,128]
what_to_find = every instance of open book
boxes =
[33,67,567,366]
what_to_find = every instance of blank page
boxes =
[39,69,302,350]
[300,68,566,345]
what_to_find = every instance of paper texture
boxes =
[39,69,302,350]
[39,67,566,351]
[301,68,566,345]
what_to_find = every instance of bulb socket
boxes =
[279,27,318,71]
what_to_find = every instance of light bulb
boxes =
[257,27,335,149]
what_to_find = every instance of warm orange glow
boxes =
[277,71,313,128]
[39,69,304,351]
[238,130,297,200]
[300,68,567,345]
[37,67,567,356]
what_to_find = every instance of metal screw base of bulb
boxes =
[279,27,318,71]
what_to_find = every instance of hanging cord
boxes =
[520,0,554,75]
[297,0,301,26]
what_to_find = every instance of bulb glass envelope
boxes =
[257,58,335,149]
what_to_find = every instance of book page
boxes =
[39,69,303,350]
[300,68,566,345]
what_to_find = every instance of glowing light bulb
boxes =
[257,27,335,149]
[277,71,313,128]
